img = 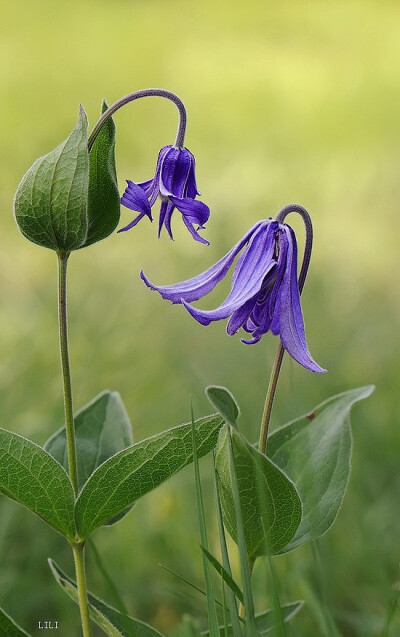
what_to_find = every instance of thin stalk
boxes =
[72,543,93,637]
[258,344,285,455]
[57,252,92,637]
[57,252,78,493]
[238,558,255,619]
[258,204,314,454]
[87,88,187,151]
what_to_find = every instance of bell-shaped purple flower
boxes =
[141,219,325,373]
[119,145,210,244]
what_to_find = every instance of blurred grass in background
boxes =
[0,0,399,634]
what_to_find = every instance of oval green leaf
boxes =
[75,414,223,538]
[267,385,375,552]
[45,390,134,526]
[82,100,120,248]
[44,391,133,491]
[206,386,239,428]
[0,428,76,540]
[14,106,89,251]
[215,426,302,558]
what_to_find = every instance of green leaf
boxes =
[44,390,134,526]
[48,559,164,636]
[83,100,120,247]
[215,426,302,559]
[0,606,31,636]
[44,391,133,490]
[0,428,76,540]
[14,107,89,252]
[201,602,304,636]
[200,547,244,604]
[75,414,224,538]
[267,385,374,553]
[206,387,239,428]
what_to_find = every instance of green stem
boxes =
[72,543,93,637]
[57,252,92,637]
[258,344,285,454]
[57,252,78,493]
[87,88,187,151]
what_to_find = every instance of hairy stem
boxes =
[258,204,314,454]
[72,543,93,637]
[57,252,92,637]
[88,88,187,151]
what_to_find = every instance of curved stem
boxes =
[274,203,313,295]
[258,204,314,454]
[57,252,78,493]
[87,88,187,152]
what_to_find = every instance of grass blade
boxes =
[226,427,259,636]
[191,403,220,636]
[214,458,243,637]
[200,547,244,604]
[160,564,224,610]
[253,449,286,637]
[311,541,341,637]
[88,538,129,616]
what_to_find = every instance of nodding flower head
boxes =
[119,145,210,244]
[141,218,325,373]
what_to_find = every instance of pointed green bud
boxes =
[14,106,89,252]
[13,101,120,252]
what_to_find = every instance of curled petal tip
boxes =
[182,299,212,325]
[140,270,155,291]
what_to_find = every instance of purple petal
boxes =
[150,145,170,205]
[181,213,210,245]
[158,200,175,239]
[186,154,201,198]
[118,211,149,233]
[182,221,277,325]
[241,335,262,345]
[169,196,210,227]
[250,234,288,335]
[140,220,265,303]
[275,226,326,373]
[121,180,152,217]
[137,178,154,195]
[159,147,191,198]
[226,295,258,335]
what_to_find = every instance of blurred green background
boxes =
[1,0,399,635]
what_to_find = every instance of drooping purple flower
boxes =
[141,218,325,373]
[119,145,210,244]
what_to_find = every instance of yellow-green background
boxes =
[0,1,399,635]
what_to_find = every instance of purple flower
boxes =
[141,219,325,373]
[119,145,210,244]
